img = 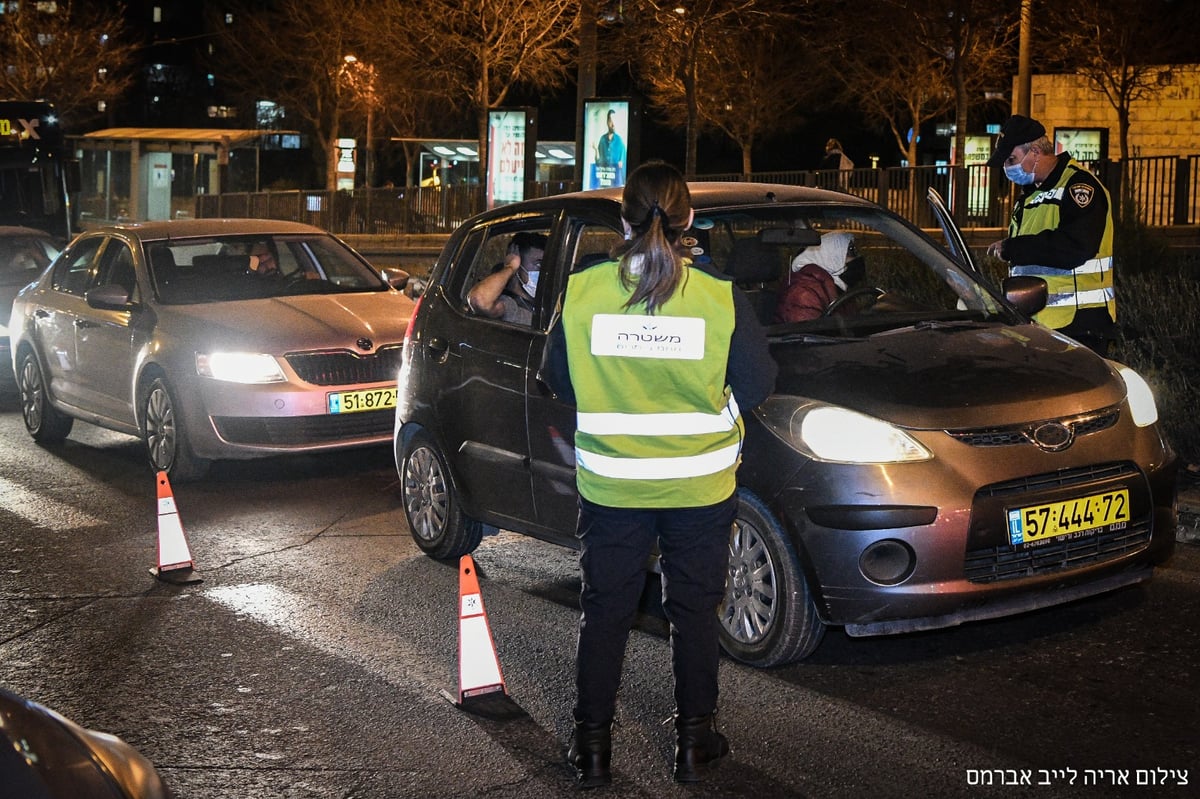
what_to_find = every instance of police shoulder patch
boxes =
[1070,183,1095,208]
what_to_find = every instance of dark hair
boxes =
[613,161,691,313]
[510,231,548,259]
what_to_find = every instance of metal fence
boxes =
[195,155,1200,236]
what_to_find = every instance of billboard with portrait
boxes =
[582,99,636,190]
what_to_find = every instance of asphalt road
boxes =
[1,395,1197,799]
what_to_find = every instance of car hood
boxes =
[159,291,415,352]
[770,322,1125,430]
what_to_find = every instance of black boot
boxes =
[567,719,612,789]
[673,713,729,783]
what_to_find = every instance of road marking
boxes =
[204,583,448,694]
[0,477,105,530]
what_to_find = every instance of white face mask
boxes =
[520,268,539,296]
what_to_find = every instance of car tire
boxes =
[400,429,483,559]
[142,377,210,482]
[719,488,826,667]
[17,350,73,443]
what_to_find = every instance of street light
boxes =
[341,54,379,188]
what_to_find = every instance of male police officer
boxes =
[986,114,1116,354]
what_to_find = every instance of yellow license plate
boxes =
[1007,489,1130,547]
[327,388,396,414]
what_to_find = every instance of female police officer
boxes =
[541,161,776,787]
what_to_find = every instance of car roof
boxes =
[0,225,60,239]
[83,218,332,240]
[469,181,876,221]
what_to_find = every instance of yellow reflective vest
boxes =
[560,259,744,509]
[1006,157,1116,330]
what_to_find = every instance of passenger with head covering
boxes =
[774,231,864,322]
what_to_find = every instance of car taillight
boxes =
[403,294,423,347]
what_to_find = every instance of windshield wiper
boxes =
[770,330,860,344]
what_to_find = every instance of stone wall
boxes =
[1023,65,1200,159]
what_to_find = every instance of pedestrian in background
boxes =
[540,161,776,788]
[820,138,854,171]
[986,114,1116,355]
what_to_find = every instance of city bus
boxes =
[0,100,79,242]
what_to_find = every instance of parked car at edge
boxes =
[393,183,1178,667]
[9,219,414,481]
[1,225,61,392]
[0,686,170,798]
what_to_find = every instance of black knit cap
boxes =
[986,115,1047,167]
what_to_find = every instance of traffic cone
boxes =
[148,471,201,584]
[455,553,506,709]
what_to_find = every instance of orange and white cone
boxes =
[456,553,506,707]
[149,471,201,584]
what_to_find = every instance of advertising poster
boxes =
[1054,128,1108,163]
[583,99,630,190]
[963,135,992,217]
[487,109,531,208]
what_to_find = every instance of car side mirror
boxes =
[380,267,411,291]
[1002,275,1048,316]
[85,283,133,310]
[405,277,427,299]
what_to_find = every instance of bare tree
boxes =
[684,16,816,175]
[379,0,581,177]
[1042,0,1191,166]
[910,0,1016,168]
[620,0,770,177]
[0,1,139,128]
[815,1,955,168]
[216,0,373,191]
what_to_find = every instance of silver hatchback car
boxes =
[10,219,414,481]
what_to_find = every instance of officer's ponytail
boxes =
[614,161,692,314]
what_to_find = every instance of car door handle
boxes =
[74,318,100,329]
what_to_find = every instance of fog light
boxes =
[860,540,915,585]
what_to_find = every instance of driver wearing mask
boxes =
[467,231,548,325]
[774,231,865,322]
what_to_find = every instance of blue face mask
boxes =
[1004,161,1036,186]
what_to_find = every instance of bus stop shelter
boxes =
[70,128,294,224]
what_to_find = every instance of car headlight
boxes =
[196,352,286,384]
[1116,365,1158,427]
[756,398,932,463]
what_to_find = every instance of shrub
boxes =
[1111,261,1200,465]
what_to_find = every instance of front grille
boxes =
[978,462,1138,498]
[946,407,1120,448]
[964,521,1152,583]
[285,346,403,386]
[965,461,1151,583]
[213,409,393,446]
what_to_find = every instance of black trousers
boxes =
[573,493,737,725]
[1059,306,1116,356]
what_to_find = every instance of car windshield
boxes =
[0,234,58,285]
[148,234,387,304]
[688,203,1016,338]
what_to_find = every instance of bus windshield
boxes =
[0,101,75,242]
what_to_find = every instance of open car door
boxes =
[927,187,980,274]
